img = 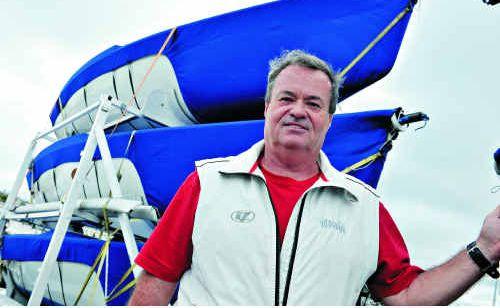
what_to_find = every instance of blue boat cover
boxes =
[32,109,398,213]
[1,231,142,305]
[50,0,414,124]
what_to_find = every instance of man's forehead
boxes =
[272,65,332,96]
[277,65,330,83]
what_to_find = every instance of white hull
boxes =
[33,158,146,205]
[3,261,106,306]
[54,55,197,139]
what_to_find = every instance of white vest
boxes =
[176,141,380,305]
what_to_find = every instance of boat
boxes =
[2,231,142,305]
[0,0,425,306]
[29,109,403,213]
[48,0,416,139]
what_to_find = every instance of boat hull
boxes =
[1,231,142,306]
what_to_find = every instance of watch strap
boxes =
[467,241,499,279]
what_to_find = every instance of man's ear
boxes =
[328,114,333,128]
[264,101,270,118]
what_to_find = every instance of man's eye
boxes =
[307,102,321,109]
[280,97,293,102]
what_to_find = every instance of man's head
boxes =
[263,50,341,155]
[265,50,341,114]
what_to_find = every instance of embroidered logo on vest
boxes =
[320,218,346,234]
[231,210,255,223]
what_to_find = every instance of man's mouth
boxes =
[283,122,309,130]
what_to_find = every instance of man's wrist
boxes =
[467,241,499,279]
[476,239,498,262]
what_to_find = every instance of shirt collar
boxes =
[219,140,360,202]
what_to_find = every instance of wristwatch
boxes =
[467,241,499,279]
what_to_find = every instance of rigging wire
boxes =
[340,2,414,78]
[108,27,177,136]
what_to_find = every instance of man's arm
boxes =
[383,205,500,306]
[382,249,481,305]
[128,270,178,306]
[128,171,200,305]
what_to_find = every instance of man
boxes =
[129,50,500,305]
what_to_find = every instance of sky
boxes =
[0,0,499,305]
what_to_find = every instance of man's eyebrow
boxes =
[277,91,323,102]
[305,95,323,102]
[278,90,297,97]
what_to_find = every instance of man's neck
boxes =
[261,144,319,181]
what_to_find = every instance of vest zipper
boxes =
[282,193,308,306]
[257,177,281,306]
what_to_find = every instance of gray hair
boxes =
[264,50,342,114]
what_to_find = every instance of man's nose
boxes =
[289,101,307,118]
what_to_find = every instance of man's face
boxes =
[264,65,333,153]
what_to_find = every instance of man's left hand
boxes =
[476,205,500,262]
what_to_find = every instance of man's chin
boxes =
[278,137,309,150]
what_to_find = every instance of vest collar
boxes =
[219,140,360,202]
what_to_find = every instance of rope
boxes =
[102,199,111,235]
[116,130,137,184]
[57,27,176,205]
[98,194,138,303]
[73,201,119,305]
[98,203,111,302]
[341,153,382,174]
[339,4,413,78]
[72,236,111,305]
[105,263,137,303]
[72,228,121,305]
[89,240,108,305]
[106,278,137,303]
[109,27,177,136]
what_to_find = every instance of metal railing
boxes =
[0,95,148,305]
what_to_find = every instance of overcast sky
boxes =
[0,0,499,305]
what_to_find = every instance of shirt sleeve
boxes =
[135,171,200,283]
[367,202,424,299]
